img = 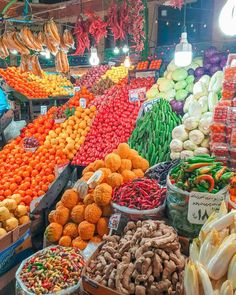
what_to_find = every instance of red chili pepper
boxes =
[195,174,215,192]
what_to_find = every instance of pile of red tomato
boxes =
[72,77,154,165]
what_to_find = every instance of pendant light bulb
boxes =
[122,45,129,53]
[89,47,100,66]
[174,32,192,67]
[114,46,120,55]
[219,0,236,36]
[10,50,18,55]
[124,56,131,68]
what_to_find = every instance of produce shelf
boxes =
[12,90,72,121]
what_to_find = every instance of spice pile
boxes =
[170,155,233,193]
[86,220,185,294]
[112,178,166,210]
[18,246,85,294]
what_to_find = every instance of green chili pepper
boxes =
[221,172,234,182]
[195,174,215,192]
[187,156,216,164]
[214,167,228,181]
[196,165,216,175]
[185,162,214,172]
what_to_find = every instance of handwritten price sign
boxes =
[187,192,225,225]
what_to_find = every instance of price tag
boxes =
[135,71,156,78]
[79,98,86,108]
[54,163,69,178]
[187,192,225,225]
[129,87,146,102]
[143,98,160,112]
[40,105,47,115]
[108,61,116,66]
[108,213,121,230]
[74,86,81,92]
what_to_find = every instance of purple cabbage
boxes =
[194,67,205,78]
[170,99,184,116]
[210,53,221,65]
[209,65,221,76]
[204,46,218,59]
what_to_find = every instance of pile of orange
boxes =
[0,67,73,99]
[0,141,68,207]
[67,87,94,108]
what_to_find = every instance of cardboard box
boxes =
[0,222,33,276]
[82,244,121,295]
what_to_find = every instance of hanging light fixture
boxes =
[174,2,192,67]
[219,0,236,36]
[89,47,100,66]
[124,55,131,68]
[10,50,18,55]
[122,45,129,53]
[113,46,120,55]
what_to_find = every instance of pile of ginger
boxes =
[86,220,185,295]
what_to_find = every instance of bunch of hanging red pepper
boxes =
[170,154,234,194]
[73,16,90,56]
[87,13,107,45]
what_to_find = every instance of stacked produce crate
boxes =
[211,54,236,170]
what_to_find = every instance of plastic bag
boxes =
[111,201,166,221]
[4,120,26,142]
[166,173,228,238]
[15,246,82,295]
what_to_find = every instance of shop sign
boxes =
[187,192,224,225]
[129,87,146,102]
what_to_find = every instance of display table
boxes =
[12,91,72,121]
[0,109,14,146]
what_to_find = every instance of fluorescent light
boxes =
[174,32,192,67]
[219,0,236,36]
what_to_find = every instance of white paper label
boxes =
[129,87,146,102]
[187,192,224,225]
[143,98,160,112]
[135,71,156,78]
[74,86,81,92]
[108,61,116,66]
[80,98,86,108]
[108,213,121,230]
[40,105,47,115]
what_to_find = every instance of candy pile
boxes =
[18,246,85,294]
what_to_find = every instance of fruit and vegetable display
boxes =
[0,67,73,99]
[210,60,236,170]
[23,137,39,150]
[145,160,180,187]
[0,195,29,237]
[200,46,227,77]
[170,71,223,160]
[17,246,84,294]
[112,178,166,210]
[184,202,236,295]
[129,99,181,166]
[85,220,185,294]
[91,77,115,95]
[102,65,128,83]
[72,77,154,165]
[169,155,233,193]
[136,59,162,70]
[46,143,150,249]
[146,57,202,106]
[76,65,110,90]
[44,105,96,160]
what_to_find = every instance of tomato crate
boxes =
[211,143,230,157]
[213,106,229,122]
[211,132,230,143]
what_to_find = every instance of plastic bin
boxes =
[211,143,230,157]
